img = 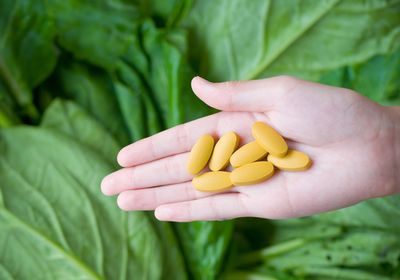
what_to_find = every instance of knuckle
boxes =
[164,155,183,181]
[176,124,189,150]
[220,80,241,93]
[209,196,223,220]
[273,75,300,95]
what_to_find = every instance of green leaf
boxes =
[114,79,146,141]
[182,0,400,81]
[44,60,130,145]
[41,98,188,278]
[41,99,120,161]
[49,0,140,70]
[131,20,215,128]
[0,127,187,279]
[313,195,400,232]
[0,0,57,120]
[267,230,400,270]
[175,221,234,280]
[320,48,400,104]
[134,0,193,27]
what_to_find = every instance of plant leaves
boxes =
[0,0,57,120]
[0,127,187,279]
[49,0,140,70]
[312,196,400,232]
[41,99,120,161]
[43,60,130,145]
[175,221,234,280]
[182,0,400,81]
[320,48,400,104]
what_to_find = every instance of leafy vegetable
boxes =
[0,0,57,120]
[182,0,400,81]
[1,0,400,279]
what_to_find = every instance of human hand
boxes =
[101,76,400,222]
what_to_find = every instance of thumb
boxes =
[190,76,297,112]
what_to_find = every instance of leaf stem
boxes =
[236,238,306,267]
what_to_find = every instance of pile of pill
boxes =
[187,122,311,192]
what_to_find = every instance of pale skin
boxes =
[101,76,400,222]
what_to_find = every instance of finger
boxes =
[117,111,255,167]
[116,181,218,211]
[191,76,296,112]
[191,75,349,112]
[154,193,251,222]
[101,153,191,196]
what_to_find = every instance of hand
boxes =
[101,76,400,222]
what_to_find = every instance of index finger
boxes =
[117,112,256,167]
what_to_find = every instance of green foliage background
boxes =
[0,0,399,279]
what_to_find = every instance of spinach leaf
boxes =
[182,0,400,81]
[41,98,188,279]
[0,0,57,120]
[0,127,187,279]
[49,0,140,70]
[43,60,130,145]
[313,196,400,233]
[320,48,400,105]
[176,221,234,280]
[41,99,120,161]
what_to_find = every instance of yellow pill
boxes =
[192,171,233,192]
[230,141,267,168]
[209,132,239,171]
[187,135,214,175]
[267,150,311,171]
[252,121,288,157]
[230,161,274,186]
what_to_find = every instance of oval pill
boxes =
[252,122,288,157]
[230,161,274,186]
[209,132,239,171]
[192,171,233,192]
[267,150,311,171]
[187,135,214,175]
[230,141,267,168]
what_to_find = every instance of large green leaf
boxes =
[182,0,400,81]
[41,99,188,279]
[0,127,187,279]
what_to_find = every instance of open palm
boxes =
[101,76,398,222]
